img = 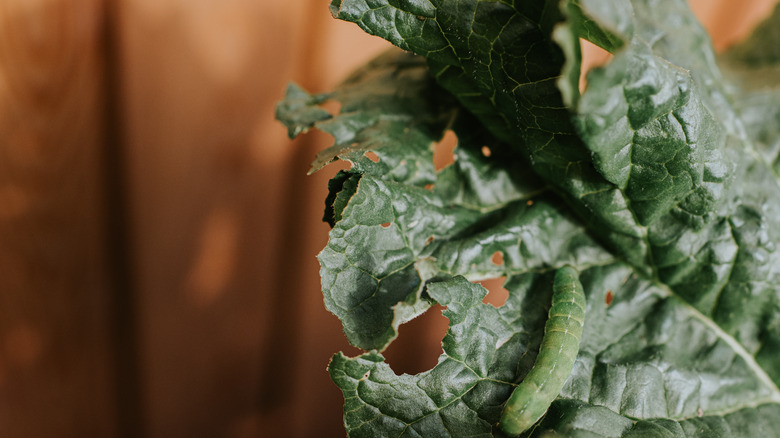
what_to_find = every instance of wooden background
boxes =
[0,0,775,437]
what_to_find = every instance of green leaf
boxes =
[285,47,611,350]
[330,266,780,437]
[327,0,742,278]
[320,170,612,350]
[555,0,755,318]
[276,50,456,186]
[276,0,780,435]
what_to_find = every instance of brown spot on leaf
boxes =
[433,130,457,170]
[364,151,380,163]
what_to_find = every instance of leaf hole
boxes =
[478,277,509,308]
[364,151,380,163]
[433,129,458,171]
[579,38,613,92]
[491,251,504,266]
[381,222,392,228]
[481,145,492,157]
[321,99,342,115]
[382,304,448,375]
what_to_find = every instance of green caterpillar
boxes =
[499,266,586,436]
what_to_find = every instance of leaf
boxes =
[318,159,612,350]
[569,0,743,315]
[276,50,455,186]
[327,0,742,281]
[330,265,780,437]
[280,48,612,351]
[276,0,780,435]
[328,0,780,383]
[576,2,780,385]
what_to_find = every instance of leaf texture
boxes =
[330,266,780,437]
[276,0,780,435]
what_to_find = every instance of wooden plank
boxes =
[0,1,117,436]
[118,0,389,435]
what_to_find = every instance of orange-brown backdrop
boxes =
[0,0,775,437]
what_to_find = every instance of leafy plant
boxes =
[276,0,780,436]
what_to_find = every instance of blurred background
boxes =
[0,0,775,437]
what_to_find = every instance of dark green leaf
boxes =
[320,171,611,350]
[330,265,780,437]
[276,50,456,186]
[277,0,780,435]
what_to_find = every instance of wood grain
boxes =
[0,0,117,436]
[118,0,386,436]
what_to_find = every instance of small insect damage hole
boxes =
[605,290,614,306]
[433,129,458,171]
[481,145,492,157]
[491,251,504,266]
[580,39,613,93]
[478,277,509,308]
[320,99,342,116]
[381,222,392,228]
[383,304,448,375]
[364,151,380,163]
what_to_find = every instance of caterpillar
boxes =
[499,265,586,436]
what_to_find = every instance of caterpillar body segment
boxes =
[499,266,586,436]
